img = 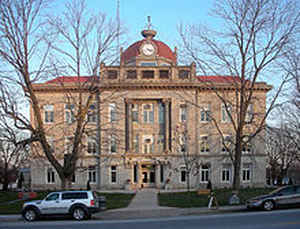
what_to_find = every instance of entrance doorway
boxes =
[141,164,155,188]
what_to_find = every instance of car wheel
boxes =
[72,207,86,220]
[23,208,37,222]
[263,200,274,211]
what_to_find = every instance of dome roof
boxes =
[121,38,176,64]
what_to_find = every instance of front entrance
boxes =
[141,164,156,188]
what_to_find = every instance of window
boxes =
[132,104,139,122]
[221,135,232,152]
[179,135,187,153]
[143,135,153,154]
[87,104,96,123]
[127,70,137,79]
[110,135,117,153]
[142,70,154,79]
[200,104,211,122]
[245,104,253,123]
[46,193,59,201]
[158,102,165,124]
[133,134,139,153]
[159,70,169,79]
[157,135,164,153]
[143,104,154,123]
[109,103,117,122]
[242,136,252,153]
[199,136,210,152]
[44,105,54,123]
[87,137,96,154]
[62,192,88,200]
[179,104,187,122]
[242,164,251,182]
[47,168,55,184]
[65,136,73,154]
[200,164,210,183]
[140,62,156,66]
[179,70,189,79]
[107,70,118,79]
[111,166,117,183]
[221,104,232,123]
[65,104,75,124]
[222,165,231,183]
[180,167,187,183]
[88,167,96,183]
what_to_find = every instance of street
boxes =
[1,209,300,229]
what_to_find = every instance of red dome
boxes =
[121,39,176,64]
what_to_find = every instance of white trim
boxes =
[221,165,231,183]
[199,104,210,123]
[44,104,54,124]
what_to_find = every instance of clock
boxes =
[142,43,155,56]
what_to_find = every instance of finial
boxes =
[141,16,157,39]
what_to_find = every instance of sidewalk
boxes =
[0,189,246,222]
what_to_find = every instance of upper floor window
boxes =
[221,135,232,152]
[179,104,187,122]
[245,104,253,123]
[200,104,211,122]
[44,105,54,123]
[127,70,137,79]
[65,136,73,154]
[132,104,139,122]
[142,70,154,79]
[159,70,169,79]
[87,137,96,154]
[143,104,154,123]
[107,70,118,79]
[242,136,252,153]
[179,134,187,153]
[199,136,210,152]
[133,134,139,153]
[109,103,117,122]
[179,70,189,79]
[87,104,97,123]
[221,104,232,123]
[143,135,153,154]
[65,104,75,124]
[110,135,117,153]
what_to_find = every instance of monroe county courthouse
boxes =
[30,27,271,190]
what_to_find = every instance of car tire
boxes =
[23,208,38,222]
[72,207,86,220]
[263,200,274,211]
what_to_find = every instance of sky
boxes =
[55,0,217,51]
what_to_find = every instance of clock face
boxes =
[142,43,155,56]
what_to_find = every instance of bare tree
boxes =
[0,0,122,189]
[179,0,300,190]
[0,118,29,191]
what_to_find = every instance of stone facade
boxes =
[30,28,271,190]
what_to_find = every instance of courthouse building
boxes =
[30,27,271,190]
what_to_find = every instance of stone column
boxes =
[163,99,171,152]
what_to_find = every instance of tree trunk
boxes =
[232,138,242,190]
[2,163,9,191]
[60,176,72,190]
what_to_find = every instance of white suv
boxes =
[22,191,101,221]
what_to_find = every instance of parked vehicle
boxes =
[22,190,101,221]
[246,185,300,211]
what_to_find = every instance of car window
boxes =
[295,186,300,194]
[62,192,88,200]
[278,187,296,196]
[45,193,59,201]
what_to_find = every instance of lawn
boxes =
[158,187,275,208]
[0,191,135,214]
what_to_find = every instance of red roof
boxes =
[121,39,176,63]
[196,76,242,83]
[46,76,92,84]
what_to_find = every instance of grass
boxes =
[158,187,275,208]
[0,191,135,214]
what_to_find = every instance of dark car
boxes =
[246,185,300,211]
